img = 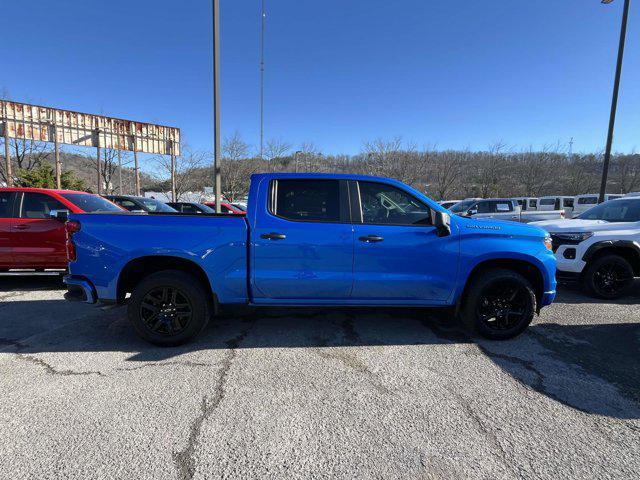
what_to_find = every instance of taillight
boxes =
[65,221,81,262]
[560,210,565,219]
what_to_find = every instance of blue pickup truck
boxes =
[64,173,556,345]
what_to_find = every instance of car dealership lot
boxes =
[0,276,638,479]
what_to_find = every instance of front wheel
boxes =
[127,270,210,346]
[583,254,635,299]
[459,269,536,340]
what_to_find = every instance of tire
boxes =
[582,254,635,300]
[459,269,536,340]
[127,270,211,346]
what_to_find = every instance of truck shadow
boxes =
[0,296,638,419]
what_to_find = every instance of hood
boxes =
[455,216,547,239]
[531,218,637,233]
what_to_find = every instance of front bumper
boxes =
[63,275,97,304]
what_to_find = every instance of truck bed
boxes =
[68,213,249,304]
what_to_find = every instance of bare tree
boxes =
[613,153,640,193]
[221,132,254,201]
[156,145,208,200]
[264,138,291,162]
[429,149,464,200]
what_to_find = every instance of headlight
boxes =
[544,236,553,251]
[551,232,594,243]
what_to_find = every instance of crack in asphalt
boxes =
[116,360,221,372]
[17,354,105,377]
[313,315,392,396]
[172,325,253,480]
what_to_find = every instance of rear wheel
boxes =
[583,254,634,299]
[127,270,210,346]
[459,269,536,340]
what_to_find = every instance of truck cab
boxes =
[538,196,575,218]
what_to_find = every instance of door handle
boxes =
[260,232,286,240]
[358,235,384,243]
[15,225,29,230]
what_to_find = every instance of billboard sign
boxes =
[0,100,180,156]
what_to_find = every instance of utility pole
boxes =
[599,0,631,203]
[95,129,102,195]
[212,0,222,212]
[53,123,61,189]
[259,0,266,161]
[3,121,11,187]
[568,137,574,158]
[117,149,123,194]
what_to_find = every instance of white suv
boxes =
[533,197,640,299]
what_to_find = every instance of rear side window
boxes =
[564,198,574,208]
[111,198,138,211]
[530,199,537,208]
[0,192,13,218]
[540,198,556,206]
[578,196,597,205]
[495,202,513,212]
[61,193,122,212]
[20,193,66,219]
[273,179,340,222]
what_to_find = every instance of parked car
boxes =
[104,195,177,213]
[538,196,575,218]
[0,188,122,271]
[203,202,245,214]
[450,198,565,223]
[624,192,640,198]
[572,194,623,217]
[533,196,640,299]
[166,202,215,214]
[64,173,556,346]
[514,197,538,211]
[438,200,461,209]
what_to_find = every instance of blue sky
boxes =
[3,0,639,157]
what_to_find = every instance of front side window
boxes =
[115,199,138,211]
[578,199,640,222]
[140,198,177,212]
[20,193,66,219]
[540,198,556,206]
[358,181,430,225]
[273,179,340,222]
[530,199,537,208]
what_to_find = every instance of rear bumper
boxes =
[63,275,97,304]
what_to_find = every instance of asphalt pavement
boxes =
[0,275,638,479]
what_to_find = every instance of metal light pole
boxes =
[599,0,631,203]
[212,0,222,212]
[260,0,266,161]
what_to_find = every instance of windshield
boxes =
[577,199,640,222]
[450,200,476,213]
[140,198,177,212]
[61,193,123,212]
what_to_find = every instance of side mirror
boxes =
[49,209,69,222]
[433,210,451,237]
[466,208,478,217]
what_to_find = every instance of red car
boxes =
[203,201,246,215]
[0,188,123,271]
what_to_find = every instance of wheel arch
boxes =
[116,255,217,310]
[582,241,640,276]
[457,258,545,312]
